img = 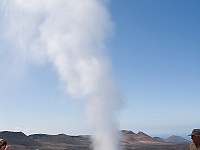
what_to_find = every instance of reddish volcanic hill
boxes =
[122,130,169,145]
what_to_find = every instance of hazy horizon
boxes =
[0,129,192,141]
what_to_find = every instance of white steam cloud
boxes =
[0,0,123,150]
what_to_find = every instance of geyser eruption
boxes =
[0,0,123,150]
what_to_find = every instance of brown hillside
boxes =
[0,130,190,150]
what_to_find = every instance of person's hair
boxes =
[0,141,7,147]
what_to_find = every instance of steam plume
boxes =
[0,0,123,150]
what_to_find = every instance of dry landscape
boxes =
[0,130,190,150]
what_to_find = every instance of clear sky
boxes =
[0,0,199,140]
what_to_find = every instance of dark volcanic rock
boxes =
[29,133,88,145]
[29,133,91,149]
[0,131,41,146]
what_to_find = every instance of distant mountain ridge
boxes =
[0,131,41,146]
[153,137,166,142]
[0,130,190,150]
[165,135,190,144]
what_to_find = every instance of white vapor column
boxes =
[0,0,123,150]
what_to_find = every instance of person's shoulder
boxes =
[190,143,197,150]
[189,143,200,150]
[197,146,200,150]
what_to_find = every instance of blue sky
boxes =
[0,0,199,139]
[108,0,200,138]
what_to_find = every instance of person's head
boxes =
[189,129,200,145]
[0,139,7,150]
